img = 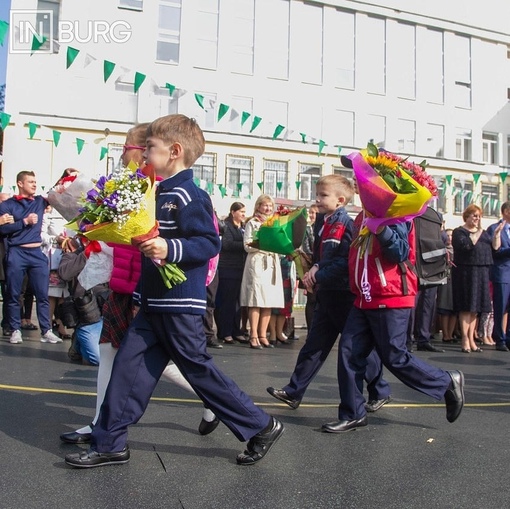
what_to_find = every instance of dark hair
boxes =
[16,170,35,183]
[229,201,245,214]
[126,123,150,147]
[501,201,510,215]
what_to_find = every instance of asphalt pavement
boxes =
[1,310,509,509]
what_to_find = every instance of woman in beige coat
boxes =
[240,194,284,349]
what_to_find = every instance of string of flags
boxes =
[0,20,506,204]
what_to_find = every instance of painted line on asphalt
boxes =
[1,384,509,408]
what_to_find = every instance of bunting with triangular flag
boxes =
[134,72,146,93]
[76,138,85,154]
[28,122,38,139]
[272,124,285,140]
[195,94,205,109]
[52,130,61,147]
[100,147,108,160]
[103,60,116,82]
[472,173,481,185]
[217,103,230,122]
[0,20,8,46]
[250,116,262,133]
[31,34,47,54]
[0,112,11,130]
[66,47,80,69]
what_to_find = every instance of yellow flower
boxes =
[104,180,117,193]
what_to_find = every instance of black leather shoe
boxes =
[496,343,509,352]
[444,370,465,423]
[198,417,220,435]
[207,340,223,349]
[236,417,284,465]
[417,342,445,353]
[60,431,92,444]
[65,446,130,468]
[364,396,391,413]
[321,416,368,433]
[266,387,301,409]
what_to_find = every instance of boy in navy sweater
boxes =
[65,114,283,468]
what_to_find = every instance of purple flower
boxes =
[96,176,108,190]
[134,168,146,180]
[103,191,119,209]
[86,188,99,202]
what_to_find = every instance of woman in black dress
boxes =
[451,204,493,353]
[214,202,247,344]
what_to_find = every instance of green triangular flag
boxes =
[52,130,61,147]
[31,33,47,54]
[300,133,307,143]
[499,172,508,184]
[219,184,227,198]
[295,181,301,190]
[193,177,200,187]
[241,111,251,126]
[217,103,230,122]
[207,182,214,194]
[103,60,116,82]
[100,147,108,160]
[272,124,285,140]
[134,72,146,93]
[337,146,343,154]
[276,182,283,191]
[66,47,80,69]
[250,116,262,133]
[445,175,452,185]
[0,20,9,46]
[318,140,326,156]
[0,112,11,130]
[195,94,205,109]
[165,83,176,96]
[76,138,85,154]
[472,173,481,185]
[236,182,243,193]
[28,122,38,139]
[257,182,263,190]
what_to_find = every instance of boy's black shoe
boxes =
[65,446,130,468]
[266,387,301,409]
[236,417,284,465]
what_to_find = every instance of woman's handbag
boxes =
[74,290,102,325]
[58,296,79,328]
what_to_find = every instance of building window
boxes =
[119,0,143,10]
[482,184,499,217]
[456,128,472,161]
[360,114,386,148]
[396,119,416,154]
[454,180,473,214]
[260,0,290,80]
[332,166,353,180]
[194,92,217,130]
[226,155,253,195]
[154,86,179,116]
[394,23,416,100]
[426,123,444,158]
[114,78,138,118]
[192,153,216,182]
[298,164,321,201]
[421,29,444,104]
[36,0,60,52]
[229,0,255,75]
[193,0,219,70]
[453,35,472,109]
[482,132,499,165]
[296,2,324,85]
[332,9,355,90]
[157,0,181,64]
[264,160,289,199]
[433,177,447,213]
[359,16,386,95]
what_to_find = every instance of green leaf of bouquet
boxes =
[367,142,379,158]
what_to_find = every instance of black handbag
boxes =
[58,296,79,328]
[74,290,102,325]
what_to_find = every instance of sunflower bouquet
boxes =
[343,142,437,237]
[68,163,186,289]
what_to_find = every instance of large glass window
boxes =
[482,183,499,217]
[193,0,219,70]
[358,16,386,95]
[298,164,321,201]
[260,0,290,79]
[157,0,181,63]
[434,177,447,213]
[226,155,253,195]
[482,132,499,165]
[454,180,473,214]
[192,153,216,182]
[426,123,444,158]
[119,0,143,9]
[456,128,472,161]
[393,23,416,100]
[229,0,255,75]
[36,0,60,52]
[264,160,289,199]
[420,29,444,104]
[295,2,323,85]
[453,35,472,109]
[331,9,355,90]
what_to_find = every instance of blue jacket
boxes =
[133,169,221,314]
[313,207,353,292]
[487,220,510,283]
[0,195,47,247]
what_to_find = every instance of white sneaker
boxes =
[41,330,63,344]
[10,329,23,344]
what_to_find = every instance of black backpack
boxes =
[413,207,448,287]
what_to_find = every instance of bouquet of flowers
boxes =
[67,163,186,289]
[250,205,308,278]
[47,173,97,221]
[342,142,437,237]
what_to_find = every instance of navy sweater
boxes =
[0,196,47,247]
[133,169,221,315]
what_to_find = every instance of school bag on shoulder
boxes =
[413,206,448,287]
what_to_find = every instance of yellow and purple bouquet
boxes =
[68,163,186,289]
[342,142,437,235]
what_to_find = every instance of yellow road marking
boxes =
[1,384,509,408]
